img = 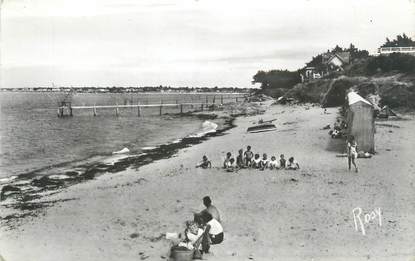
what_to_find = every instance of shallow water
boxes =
[0,92,238,178]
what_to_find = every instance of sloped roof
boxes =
[335,52,350,63]
[347,91,373,106]
[321,51,351,65]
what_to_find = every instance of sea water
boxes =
[0,92,238,179]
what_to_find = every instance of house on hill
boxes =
[301,51,351,82]
[322,52,350,71]
[377,46,415,56]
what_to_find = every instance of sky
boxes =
[1,0,414,88]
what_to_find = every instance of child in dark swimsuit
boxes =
[279,154,286,169]
[196,155,212,169]
[236,149,245,168]
[244,145,254,167]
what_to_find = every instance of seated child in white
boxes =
[223,152,232,169]
[177,220,204,252]
[269,156,279,170]
[185,221,204,246]
[260,153,269,170]
[286,157,300,170]
[252,154,261,169]
[225,158,236,172]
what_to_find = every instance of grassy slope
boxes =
[283,58,415,109]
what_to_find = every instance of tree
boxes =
[332,45,344,53]
[252,70,301,90]
[347,43,369,59]
[381,33,415,47]
[367,52,415,74]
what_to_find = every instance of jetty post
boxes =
[115,104,119,117]
[138,105,142,117]
[159,100,163,116]
[93,104,97,116]
[68,102,73,117]
[180,104,183,114]
[58,101,64,117]
[221,95,224,105]
[58,101,72,117]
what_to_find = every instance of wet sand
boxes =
[0,103,414,261]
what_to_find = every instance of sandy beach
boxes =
[1,102,414,261]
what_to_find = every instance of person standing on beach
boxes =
[347,135,359,172]
[244,146,254,167]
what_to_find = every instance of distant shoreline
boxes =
[0,87,255,94]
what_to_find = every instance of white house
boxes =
[301,51,350,82]
[377,46,415,56]
[323,52,350,71]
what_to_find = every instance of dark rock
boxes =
[130,233,139,238]
[31,176,63,188]
[1,185,22,200]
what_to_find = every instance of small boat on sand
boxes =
[247,123,277,133]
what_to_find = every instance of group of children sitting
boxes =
[196,145,300,171]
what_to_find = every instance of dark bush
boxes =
[322,78,356,107]
[367,53,415,75]
[252,70,301,92]
[379,84,415,109]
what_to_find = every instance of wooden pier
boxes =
[57,95,246,117]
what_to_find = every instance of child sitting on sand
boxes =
[244,146,254,167]
[252,154,261,169]
[223,152,232,169]
[184,221,204,245]
[279,154,286,169]
[286,157,300,170]
[236,149,245,168]
[173,221,204,259]
[196,155,212,169]
[260,153,269,170]
[226,158,236,172]
[185,221,204,252]
[269,156,279,170]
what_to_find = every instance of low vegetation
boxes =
[253,34,415,109]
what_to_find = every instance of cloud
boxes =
[1,0,415,88]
